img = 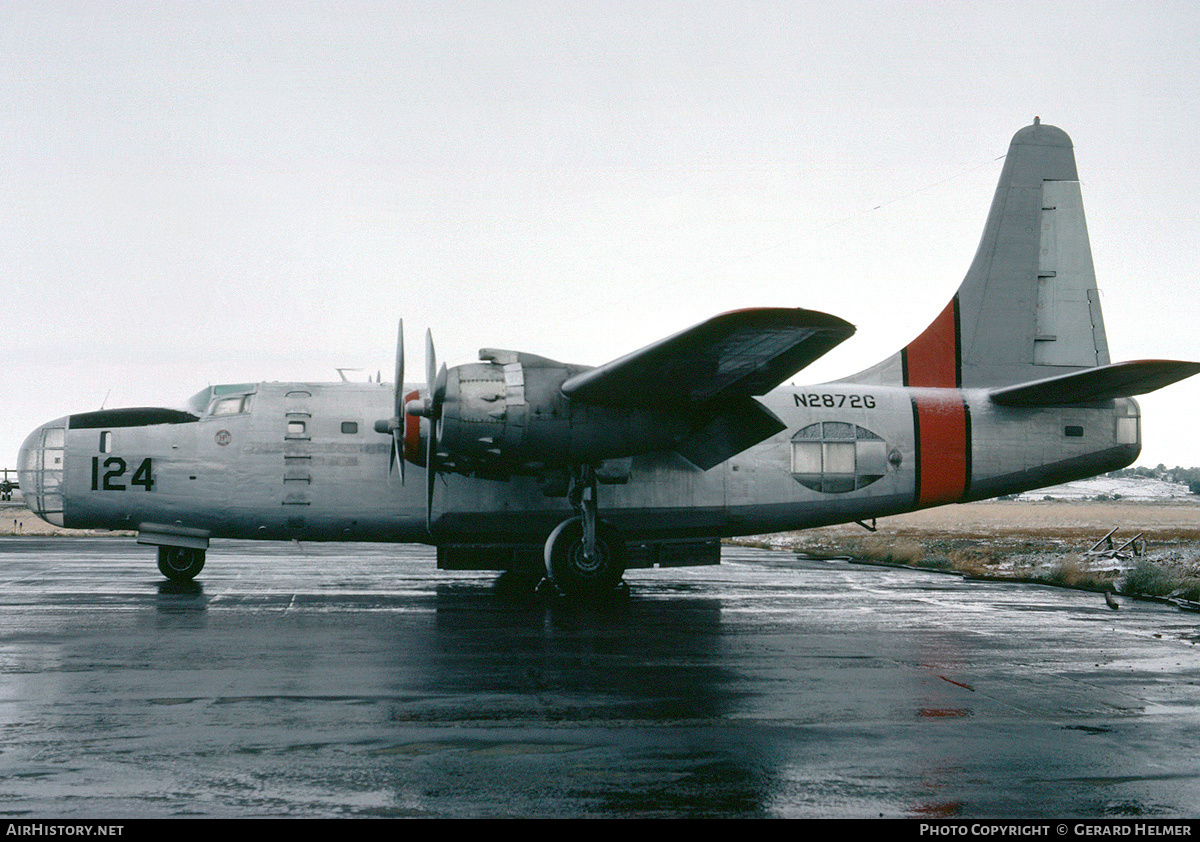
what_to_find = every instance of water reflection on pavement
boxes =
[2,538,1199,818]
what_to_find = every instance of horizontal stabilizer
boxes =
[561,308,854,408]
[989,360,1200,406]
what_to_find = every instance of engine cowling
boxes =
[435,349,692,477]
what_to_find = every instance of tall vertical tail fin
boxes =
[847,119,1110,389]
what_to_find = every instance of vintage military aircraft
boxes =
[0,468,17,502]
[18,120,1200,597]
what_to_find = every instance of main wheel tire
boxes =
[157,546,206,581]
[544,517,625,598]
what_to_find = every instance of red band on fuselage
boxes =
[903,297,960,388]
[913,392,969,507]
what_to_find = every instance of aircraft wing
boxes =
[560,308,855,408]
[989,359,1200,406]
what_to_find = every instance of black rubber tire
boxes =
[543,517,625,598]
[157,546,206,581]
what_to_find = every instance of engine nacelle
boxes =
[436,349,692,476]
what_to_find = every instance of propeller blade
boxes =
[425,328,437,402]
[395,319,405,415]
[393,319,405,484]
[433,362,447,408]
[414,330,453,533]
[426,418,437,533]
[381,320,406,484]
[423,332,445,533]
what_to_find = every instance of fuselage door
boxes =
[282,390,314,511]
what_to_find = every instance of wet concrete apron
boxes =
[2,538,1199,818]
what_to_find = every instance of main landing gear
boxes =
[157,545,206,581]
[543,465,626,599]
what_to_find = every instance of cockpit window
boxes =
[185,384,258,415]
[211,394,252,416]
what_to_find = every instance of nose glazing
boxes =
[18,420,67,527]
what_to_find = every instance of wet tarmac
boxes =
[2,537,1200,818]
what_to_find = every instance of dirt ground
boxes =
[1,504,133,537]
[785,499,1200,546]
[746,499,1200,587]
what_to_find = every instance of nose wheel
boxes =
[157,546,206,581]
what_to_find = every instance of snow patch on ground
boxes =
[1011,476,1196,501]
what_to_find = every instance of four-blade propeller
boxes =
[377,321,446,533]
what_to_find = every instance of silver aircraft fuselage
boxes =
[19,378,1140,545]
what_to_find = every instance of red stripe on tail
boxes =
[903,297,960,388]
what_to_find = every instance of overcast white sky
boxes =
[4,1,1199,470]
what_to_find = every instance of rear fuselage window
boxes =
[791,422,890,493]
[341,422,358,434]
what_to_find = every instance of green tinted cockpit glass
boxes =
[185,384,258,415]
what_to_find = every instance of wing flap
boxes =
[989,359,1200,406]
[675,398,787,471]
[561,308,855,408]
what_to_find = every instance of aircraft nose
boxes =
[18,419,67,527]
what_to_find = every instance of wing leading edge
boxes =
[561,308,855,408]
[558,308,854,470]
